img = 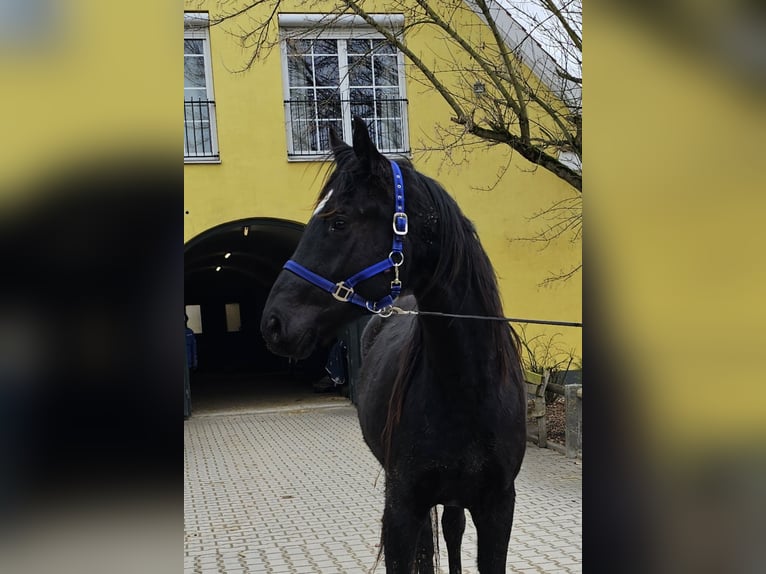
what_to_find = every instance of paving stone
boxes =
[185,404,581,573]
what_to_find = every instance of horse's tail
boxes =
[370,506,439,573]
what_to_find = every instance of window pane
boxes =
[314,55,339,87]
[350,88,373,118]
[313,39,337,54]
[372,39,396,54]
[288,55,314,87]
[350,87,373,102]
[376,119,403,150]
[376,87,400,103]
[318,120,343,150]
[185,100,210,121]
[184,87,207,102]
[374,55,398,86]
[347,39,371,55]
[351,104,374,121]
[185,121,213,155]
[348,56,373,87]
[351,108,374,122]
[184,39,203,55]
[376,97,401,119]
[286,38,312,55]
[291,120,318,153]
[289,89,315,122]
[289,88,314,103]
[184,55,206,88]
[316,90,341,119]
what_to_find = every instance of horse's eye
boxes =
[330,218,347,232]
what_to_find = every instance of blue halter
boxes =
[283,160,408,315]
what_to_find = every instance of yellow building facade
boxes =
[184,1,581,370]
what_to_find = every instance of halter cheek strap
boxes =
[283,160,407,315]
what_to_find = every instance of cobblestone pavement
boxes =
[184,403,581,573]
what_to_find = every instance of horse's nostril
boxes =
[264,315,282,341]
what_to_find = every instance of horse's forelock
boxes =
[318,151,394,211]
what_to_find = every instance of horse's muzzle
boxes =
[260,310,317,360]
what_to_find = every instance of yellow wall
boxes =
[184,1,582,361]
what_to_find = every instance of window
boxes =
[224,303,241,332]
[280,16,409,158]
[184,13,219,161]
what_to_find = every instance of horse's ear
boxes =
[329,125,349,152]
[352,116,384,170]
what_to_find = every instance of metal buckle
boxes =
[332,282,354,302]
[392,212,408,235]
[389,251,405,267]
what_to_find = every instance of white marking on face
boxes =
[313,188,334,216]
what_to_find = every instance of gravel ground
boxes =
[527,396,567,446]
[546,397,566,445]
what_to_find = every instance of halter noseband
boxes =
[283,160,407,316]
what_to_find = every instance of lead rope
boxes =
[380,306,583,328]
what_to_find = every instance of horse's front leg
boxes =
[381,485,430,574]
[442,505,466,574]
[470,485,516,574]
[415,509,437,574]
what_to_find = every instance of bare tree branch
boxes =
[199,0,582,281]
[540,263,582,287]
[473,0,530,140]
[540,0,582,52]
[343,0,470,125]
[205,0,581,192]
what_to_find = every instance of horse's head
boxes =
[261,117,408,359]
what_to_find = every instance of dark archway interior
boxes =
[184,218,339,413]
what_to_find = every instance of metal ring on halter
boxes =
[389,251,404,267]
[378,306,395,318]
[365,301,382,314]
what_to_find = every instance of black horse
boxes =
[261,117,527,573]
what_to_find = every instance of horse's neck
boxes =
[414,279,503,385]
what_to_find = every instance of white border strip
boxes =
[278,13,404,29]
[184,12,209,29]
[464,0,581,112]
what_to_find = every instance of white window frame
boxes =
[184,12,220,163]
[279,14,410,161]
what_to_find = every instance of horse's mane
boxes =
[379,160,525,470]
[403,159,523,380]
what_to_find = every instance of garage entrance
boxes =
[184,218,347,415]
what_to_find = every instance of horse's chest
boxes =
[411,391,510,442]
[398,393,521,471]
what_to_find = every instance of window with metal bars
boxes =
[185,14,219,161]
[282,35,409,158]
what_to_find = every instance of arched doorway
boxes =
[184,218,341,415]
